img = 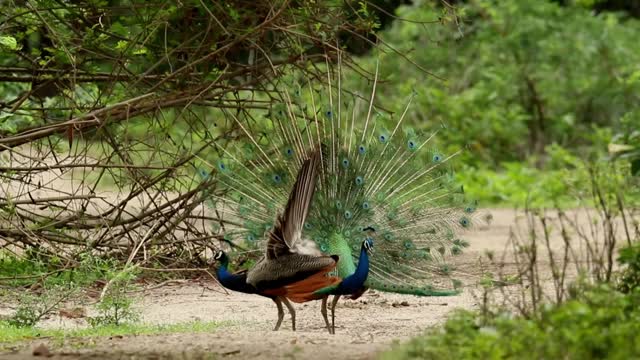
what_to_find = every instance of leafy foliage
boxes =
[0,250,123,288]
[609,110,640,175]
[617,243,640,293]
[458,144,640,207]
[352,0,640,168]
[383,285,640,360]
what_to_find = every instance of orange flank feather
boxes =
[282,263,341,303]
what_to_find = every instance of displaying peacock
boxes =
[197,59,478,300]
[211,149,341,331]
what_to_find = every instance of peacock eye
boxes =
[432,154,442,162]
[358,145,366,154]
[355,176,364,186]
[379,134,387,143]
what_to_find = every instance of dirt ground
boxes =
[0,208,616,359]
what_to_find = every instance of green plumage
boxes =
[197,66,478,296]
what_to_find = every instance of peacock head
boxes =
[362,226,376,253]
[213,250,229,266]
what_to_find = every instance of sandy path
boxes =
[1,208,623,359]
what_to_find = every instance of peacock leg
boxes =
[330,295,341,335]
[320,296,330,333]
[282,297,296,331]
[272,297,284,331]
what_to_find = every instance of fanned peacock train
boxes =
[197,61,479,298]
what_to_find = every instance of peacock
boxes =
[212,149,341,332]
[197,59,478,308]
[213,250,296,331]
[295,232,375,334]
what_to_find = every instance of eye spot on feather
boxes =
[378,134,387,143]
[335,201,343,210]
[407,140,416,151]
[325,110,333,119]
[355,176,364,186]
[272,174,282,184]
[217,161,226,171]
[404,240,414,250]
[459,216,471,228]
[246,233,256,242]
[344,210,352,219]
[362,201,370,210]
[432,154,442,163]
[342,158,350,168]
[383,232,394,241]
[358,145,366,155]
[304,222,312,230]
[285,148,294,157]
[320,243,328,252]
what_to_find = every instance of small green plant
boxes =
[7,286,77,328]
[88,267,140,327]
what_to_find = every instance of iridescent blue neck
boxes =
[336,244,369,294]
[215,256,257,294]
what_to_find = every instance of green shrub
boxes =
[87,267,140,327]
[383,285,640,360]
[617,243,640,293]
[457,144,638,207]
[349,0,640,169]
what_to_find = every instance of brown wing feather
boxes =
[283,262,341,303]
[247,253,337,287]
[266,149,320,259]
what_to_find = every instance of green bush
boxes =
[617,243,640,293]
[382,285,640,360]
[352,0,640,168]
[457,144,638,207]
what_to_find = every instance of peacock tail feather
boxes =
[196,59,479,296]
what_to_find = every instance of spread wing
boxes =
[265,149,320,259]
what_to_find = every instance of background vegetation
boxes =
[1,0,640,358]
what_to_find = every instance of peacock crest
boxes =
[196,60,479,296]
